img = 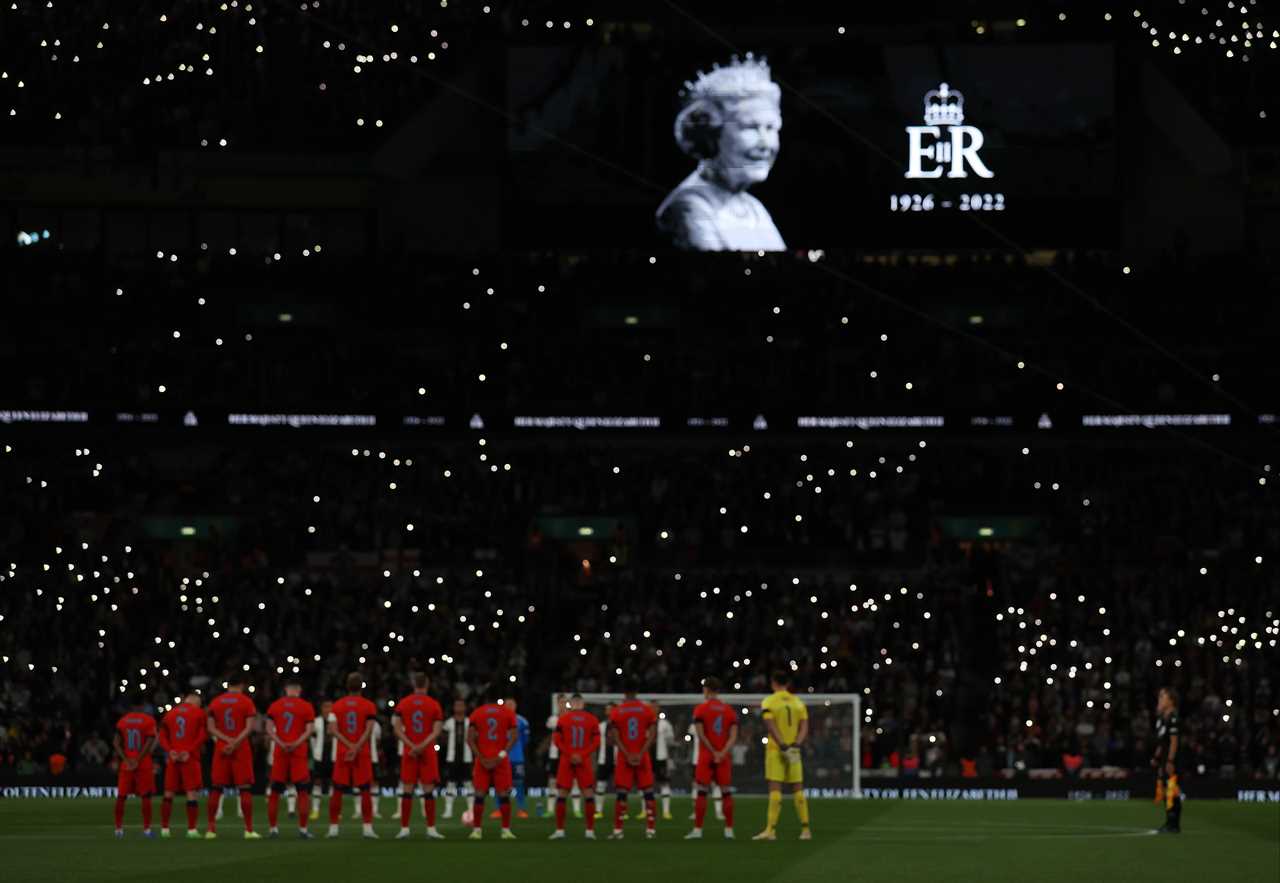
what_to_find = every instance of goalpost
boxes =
[556,692,862,798]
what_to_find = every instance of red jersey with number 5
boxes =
[693,699,738,752]
[396,694,444,748]
[468,703,517,759]
[609,699,656,755]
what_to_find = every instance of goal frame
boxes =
[557,692,862,798]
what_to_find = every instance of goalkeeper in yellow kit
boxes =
[753,671,812,841]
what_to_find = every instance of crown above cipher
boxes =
[923,83,965,126]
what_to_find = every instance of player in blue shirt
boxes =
[507,697,531,818]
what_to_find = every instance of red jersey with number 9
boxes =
[331,695,378,742]
[468,703,517,759]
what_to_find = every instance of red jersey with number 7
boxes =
[609,699,656,755]
[266,696,317,744]
[468,703,517,759]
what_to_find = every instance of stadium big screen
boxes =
[505,22,1117,250]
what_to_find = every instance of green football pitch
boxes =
[2,797,1276,883]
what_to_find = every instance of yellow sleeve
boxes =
[760,695,775,719]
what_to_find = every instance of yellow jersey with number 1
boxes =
[761,690,807,752]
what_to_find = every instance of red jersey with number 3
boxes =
[609,699,657,755]
[208,691,257,742]
[693,699,738,752]
[116,712,157,760]
[331,695,378,742]
[396,694,444,747]
[266,696,317,744]
[468,703,517,759]
[554,709,601,761]
[160,702,207,754]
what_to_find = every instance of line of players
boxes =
[113,669,812,841]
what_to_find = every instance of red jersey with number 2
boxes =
[468,703,517,759]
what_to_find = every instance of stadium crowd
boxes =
[1,431,1276,786]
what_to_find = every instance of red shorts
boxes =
[555,755,596,791]
[164,758,203,793]
[117,760,155,796]
[211,743,254,787]
[333,752,374,789]
[471,757,513,794]
[400,744,440,787]
[270,747,310,784]
[614,753,654,792]
[694,753,733,789]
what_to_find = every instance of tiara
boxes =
[681,52,780,103]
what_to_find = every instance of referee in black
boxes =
[1152,687,1183,834]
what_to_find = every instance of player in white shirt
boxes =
[652,702,676,820]
[440,699,472,818]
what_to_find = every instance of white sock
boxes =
[286,786,297,814]
[661,784,671,815]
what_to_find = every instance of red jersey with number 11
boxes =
[554,709,601,761]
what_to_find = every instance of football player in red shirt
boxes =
[548,694,600,840]
[113,697,158,838]
[392,671,445,839]
[608,679,658,840]
[206,675,260,838]
[265,678,317,838]
[465,691,519,840]
[158,692,206,838]
[686,676,739,839]
[327,672,380,839]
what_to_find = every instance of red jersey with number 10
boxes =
[468,703,517,759]
[609,699,657,755]
[693,699,738,752]
[116,712,157,759]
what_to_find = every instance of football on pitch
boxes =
[460,809,473,826]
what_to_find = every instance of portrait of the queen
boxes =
[655,53,786,252]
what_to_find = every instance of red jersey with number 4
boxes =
[266,696,317,744]
[396,694,444,747]
[332,695,378,742]
[554,709,601,760]
[468,703,517,759]
[610,699,657,755]
[116,712,157,759]
[208,691,257,741]
[159,702,207,753]
[693,699,738,751]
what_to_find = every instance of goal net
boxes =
[559,692,861,797]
